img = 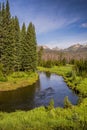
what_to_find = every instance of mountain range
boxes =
[64,43,87,52]
[41,43,87,52]
[38,43,87,61]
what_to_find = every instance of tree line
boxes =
[74,60,87,77]
[38,47,87,77]
[0,0,37,74]
[38,47,66,67]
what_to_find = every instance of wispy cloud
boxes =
[32,15,79,34]
[7,0,80,34]
[1,0,87,47]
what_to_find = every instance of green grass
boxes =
[38,65,87,97]
[38,65,72,76]
[0,65,87,130]
[76,78,87,96]
[0,98,86,130]
[0,72,38,91]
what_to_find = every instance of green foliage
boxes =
[74,60,87,77]
[12,16,21,71]
[64,96,73,108]
[0,1,87,130]
[0,64,87,129]
[20,22,26,71]
[71,70,76,80]
[0,98,87,130]
[0,71,38,91]
[25,22,37,71]
[38,65,87,97]
[39,59,67,68]
[43,60,53,68]
[47,99,54,110]
[0,1,37,74]
[66,69,76,80]
[38,46,44,66]
[38,65,72,76]
[0,64,7,81]
[61,58,67,65]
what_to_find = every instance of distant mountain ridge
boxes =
[64,43,87,52]
[38,43,87,61]
[38,43,87,52]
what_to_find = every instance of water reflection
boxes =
[0,72,78,112]
[0,84,36,112]
[45,72,51,78]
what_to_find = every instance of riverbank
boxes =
[0,72,38,91]
[0,65,87,130]
[0,98,86,130]
[38,65,87,97]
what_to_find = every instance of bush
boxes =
[47,99,54,110]
[64,96,73,108]
[43,60,52,68]
[74,60,87,77]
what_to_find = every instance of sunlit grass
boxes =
[0,98,87,130]
[38,65,72,76]
[0,72,38,91]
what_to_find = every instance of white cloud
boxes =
[32,15,79,34]
[33,16,66,34]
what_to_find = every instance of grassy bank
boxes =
[0,65,87,130]
[38,65,87,97]
[0,98,86,130]
[0,72,38,91]
[38,65,72,76]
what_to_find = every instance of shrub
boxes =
[47,99,54,110]
[64,96,73,108]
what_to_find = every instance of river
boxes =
[0,72,78,112]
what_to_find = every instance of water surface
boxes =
[0,72,78,112]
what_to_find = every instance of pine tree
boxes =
[0,3,6,65]
[1,0,14,73]
[13,16,21,71]
[0,1,37,73]
[38,46,43,66]
[26,22,37,71]
[20,22,26,71]
[32,24,37,70]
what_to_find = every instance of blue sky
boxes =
[1,0,87,48]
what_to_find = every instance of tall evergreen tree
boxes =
[0,3,6,64]
[26,22,37,71]
[32,24,37,70]
[0,1,37,73]
[38,46,43,66]
[20,22,26,71]
[13,16,21,71]
[1,0,14,73]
